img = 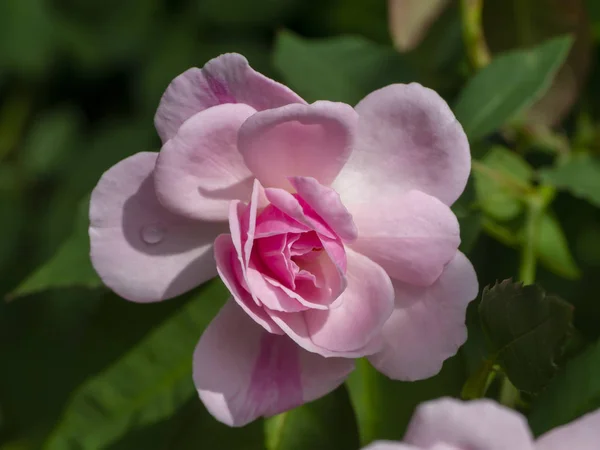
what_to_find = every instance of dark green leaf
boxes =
[273,31,416,105]
[21,107,83,177]
[541,153,600,208]
[529,338,600,436]
[10,200,100,299]
[42,280,229,450]
[346,357,465,446]
[454,36,573,140]
[264,387,359,450]
[0,0,55,76]
[479,280,573,393]
[452,176,482,254]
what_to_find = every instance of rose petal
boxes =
[350,190,460,286]
[194,300,355,427]
[89,152,224,302]
[304,248,393,353]
[154,104,256,221]
[264,187,336,240]
[368,252,477,381]
[536,409,600,450]
[332,83,470,208]
[238,101,358,189]
[403,398,535,450]
[254,204,311,238]
[270,249,393,357]
[362,443,422,450]
[155,53,305,142]
[289,176,358,242]
[214,234,284,334]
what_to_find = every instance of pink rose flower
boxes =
[89,53,478,426]
[364,398,600,450]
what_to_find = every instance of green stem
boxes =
[519,196,542,285]
[499,375,520,408]
[460,0,491,70]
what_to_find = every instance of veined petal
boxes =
[403,398,535,450]
[350,190,460,286]
[238,101,357,189]
[368,252,478,381]
[193,301,355,427]
[333,83,470,208]
[155,53,305,142]
[89,152,224,302]
[154,104,256,221]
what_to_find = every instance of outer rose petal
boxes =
[238,101,358,189]
[536,409,600,450]
[368,252,477,380]
[350,190,460,286]
[89,152,224,303]
[270,249,394,357]
[194,301,355,427]
[154,104,256,221]
[155,53,305,142]
[362,443,421,450]
[403,398,535,450]
[290,176,358,242]
[333,83,470,208]
[214,234,283,334]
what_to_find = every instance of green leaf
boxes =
[452,176,482,253]
[535,212,581,280]
[21,107,82,177]
[264,387,359,450]
[454,36,573,140]
[529,338,600,436]
[273,30,416,105]
[346,357,465,446]
[10,199,100,299]
[473,146,532,221]
[42,280,229,450]
[479,280,573,393]
[483,0,590,126]
[541,153,600,208]
[0,0,55,76]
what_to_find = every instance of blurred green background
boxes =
[3,0,600,448]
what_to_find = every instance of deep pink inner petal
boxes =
[254,230,325,291]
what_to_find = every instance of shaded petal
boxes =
[214,234,283,334]
[270,249,393,357]
[350,190,460,286]
[265,187,336,240]
[154,104,256,221]
[89,152,224,302]
[238,101,358,189]
[194,300,355,427]
[368,252,477,381]
[403,398,535,450]
[333,83,470,208]
[304,249,393,353]
[536,409,600,450]
[290,176,357,242]
[155,53,305,142]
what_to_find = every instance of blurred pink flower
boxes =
[364,398,600,450]
[89,53,478,426]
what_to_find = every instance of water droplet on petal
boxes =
[141,224,166,245]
